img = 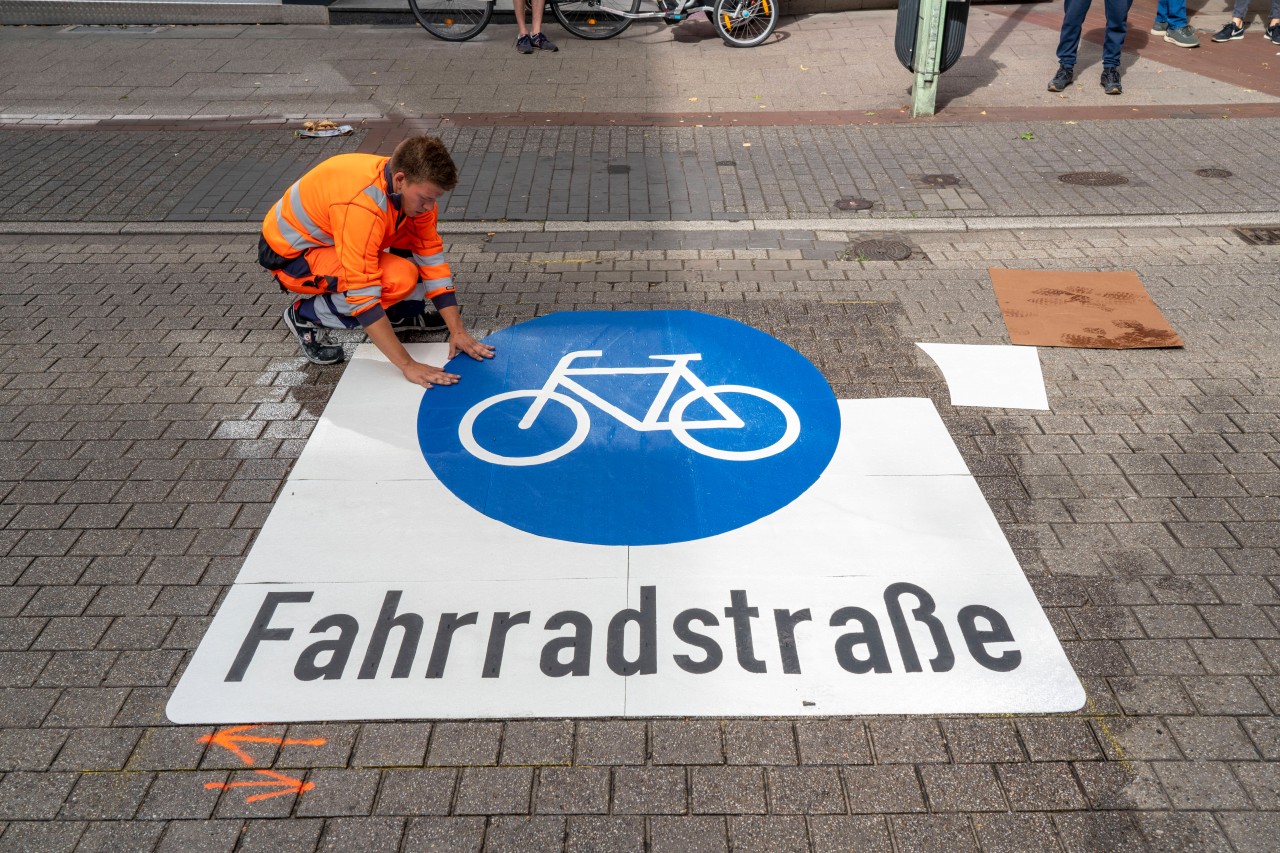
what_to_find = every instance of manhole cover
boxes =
[1195,168,1233,179]
[606,165,630,175]
[1235,227,1280,245]
[1058,171,1129,186]
[920,173,960,187]
[850,239,912,261]
[835,198,873,211]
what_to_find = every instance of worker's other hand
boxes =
[401,361,460,388]
[451,331,496,361]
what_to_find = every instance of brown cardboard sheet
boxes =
[989,269,1183,349]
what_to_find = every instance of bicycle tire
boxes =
[551,0,639,40]
[668,384,799,462]
[712,0,777,47]
[459,390,591,467]
[408,0,494,42]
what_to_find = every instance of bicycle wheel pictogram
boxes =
[418,312,840,546]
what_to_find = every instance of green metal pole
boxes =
[910,0,948,118]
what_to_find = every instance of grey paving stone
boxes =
[650,721,723,766]
[374,768,456,817]
[941,719,1025,763]
[534,767,608,815]
[71,820,165,853]
[428,722,503,767]
[920,764,1007,812]
[690,766,766,815]
[868,719,949,764]
[0,821,85,853]
[483,816,565,853]
[889,815,979,853]
[136,771,227,820]
[795,720,872,765]
[612,767,686,816]
[153,819,242,853]
[1074,761,1170,810]
[59,771,153,820]
[294,768,380,817]
[723,721,795,766]
[766,767,845,814]
[808,815,891,853]
[564,816,644,853]
[351,723,432,768]
[501,720,573,766]
[0,771,78,819]
[454,767,532,815]
[971,813,1062,853]
[1152,760,1253,810]
[574,721,646,766]
[0,728,68,771]
[236,818,324,853]
[996,763,1088,811]
[401,816,485,853]
[727,815,809,853]
[1134,811,1231,853]
[842,766,926,814]
[316,816,405,853]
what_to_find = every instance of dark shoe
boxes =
[516,34,534,54]
[530,32,558,51]
[390,309,447,332]
[1150,20,1169,35]
[1101,67,1122,95]
[1047,65,1074,92]
[1164,25,1200,47]
[1211,21,1247,40]
[283,304,344,365]
[1268,23,1280,44]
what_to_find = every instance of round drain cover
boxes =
[1195,168,1233,179]
[1058,171,1129,186]
[851,239,912,261]
[921,173,960,187]
[835,198,873,211]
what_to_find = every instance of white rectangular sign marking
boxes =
[168,344,1083,722]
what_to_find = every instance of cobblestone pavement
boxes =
[2,224,1279,851]
[3,119,1280,223]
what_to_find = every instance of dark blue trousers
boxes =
[1056,0,1134,70]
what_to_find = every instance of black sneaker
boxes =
[1047,65,1074,92]
[1101,67,1122,95]
[516,34,534,54]
[530,32,558,51]
[1211,20,1247,40]
[390,309,447,332]
[283,303,344,365]
[1268,23,1280,44]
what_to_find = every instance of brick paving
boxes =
[1,224,1279,850]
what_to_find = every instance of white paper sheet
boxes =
[917,343,1050,410]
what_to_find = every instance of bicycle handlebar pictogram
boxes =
[459,350,800,467]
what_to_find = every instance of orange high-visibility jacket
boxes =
[261,153,455,324]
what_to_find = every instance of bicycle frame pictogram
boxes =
[459,349,800,466]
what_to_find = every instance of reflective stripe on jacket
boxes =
[260,153,455,324]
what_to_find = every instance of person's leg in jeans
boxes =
[1161,0,1185,29]
[1056,0,1093,70]
[1152,0,1169,31]
[1100,0,1134,69]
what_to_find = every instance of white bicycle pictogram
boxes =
[459,350,801,467]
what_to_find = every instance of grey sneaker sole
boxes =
[283,306,345,365]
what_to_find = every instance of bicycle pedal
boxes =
[662,13,683,22]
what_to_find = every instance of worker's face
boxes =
[393,175,446,217]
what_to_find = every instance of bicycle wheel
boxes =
[712,0,776,47]
[459,390,591,467]
[551,0,638,40]
[668,384,799,462]
[408,0,493,41]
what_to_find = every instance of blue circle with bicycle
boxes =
[418,311,840,546]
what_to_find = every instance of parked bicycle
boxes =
[408,0,777,48]
[458,349,800,466]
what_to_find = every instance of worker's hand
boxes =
[401,360,460,389]
[450,331,495,362]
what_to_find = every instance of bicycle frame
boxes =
[518,350,743,432]
[573,0,714,21]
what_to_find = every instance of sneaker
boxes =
[530,32,558,51]
[1268,23,1280,43]
[515,34,533,54]
[1150,20,1169,35]
[283,304,344,365]
[1046,65,1074,92]
[1101,67,1122,95]
[390,309,447,332]
[1164,24,1201,47]
[1211,21,1247,40]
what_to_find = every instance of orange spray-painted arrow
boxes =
[198,725,327,766]
[205,769,315,803]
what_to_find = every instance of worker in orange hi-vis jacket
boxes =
[258,135,494,388]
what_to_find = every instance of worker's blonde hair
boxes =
[390,136,458,190]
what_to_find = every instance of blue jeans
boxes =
[1154,0,1187,29]
[1057,0,1135,69]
